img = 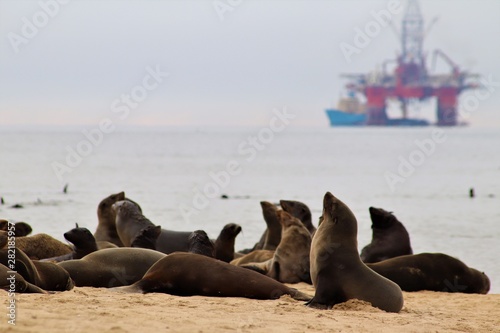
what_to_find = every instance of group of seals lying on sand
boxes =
[0,190,491,313]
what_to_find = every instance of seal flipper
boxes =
[307,275,345,309]
[240,259,271,275]
[288,288,312,302]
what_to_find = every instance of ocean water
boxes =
[0,126,499,293]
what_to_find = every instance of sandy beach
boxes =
[2,283,499,333]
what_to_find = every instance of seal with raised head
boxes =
[367,253,490,294]
[113,200,161,250]
[94,192,143,247]
[188,230,215,258]
[214,223,242,262]
[112,252,312,301]
[238,201,282,254]
[360,207,413,263]
[58,247,166,288]
[280,200,316,235]
[240,210,312,284]
[308,192,404,312]
[94,191,126,246]
[41,224,118,262]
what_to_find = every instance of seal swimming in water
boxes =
[360,207,413,263]
[308,192,403,312]
[58,248,166,288]
[113,200,161,250]
[241,210,312,284]
[188,230,215,258]
[112,252,312,301]
[280,200,316,235]
[367,253,490,294]
[214,223,242,262]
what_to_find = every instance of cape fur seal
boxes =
[241,210,312,284]
[188,230,215,258]
[214,223,242,262]
[280,200,316,235]
[113,200,161,250]
[0,248,74,292]
[42,224,118,262]
[0,220,33,237]
[308,192,403,312]
[155,229,193,254]
[112,252,312,301]
[360,207,413,263]
[238,201,282,254]
[1,264,47,293]
[230,250,275,266]
[58,248,166,288]
[12,234,73,260]
[367,253,490,294]
[94,192,142,247]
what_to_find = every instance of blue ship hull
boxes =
[325,109,429,126]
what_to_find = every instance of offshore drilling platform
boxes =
[326,0,481,126]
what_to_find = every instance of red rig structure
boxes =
[342,0,480,126]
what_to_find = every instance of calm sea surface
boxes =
[1,126,499,292]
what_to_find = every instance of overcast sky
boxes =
[1,0,499,127]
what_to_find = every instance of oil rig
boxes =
[326,0,480,126]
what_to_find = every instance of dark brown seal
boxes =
[188,230,215,258]
[280,199,316,235]
[112,252,312,301]
[367,253,490,294]
[1,264,47,293]
[58,248,166,288]
[308,192,403,312]
[0,247,74,291]
[360,207,413,263]
[214,223,242,262]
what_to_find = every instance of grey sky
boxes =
[1,0,499,127]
